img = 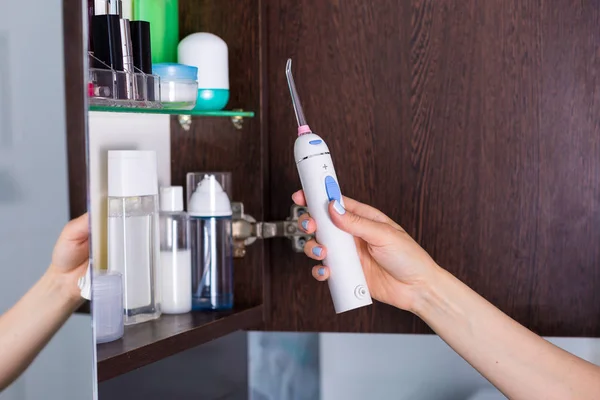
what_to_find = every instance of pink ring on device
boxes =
[297,125,312,136]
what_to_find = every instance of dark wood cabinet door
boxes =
[171,0,266,312]
[63,0,87,219]
[265,0,600,336]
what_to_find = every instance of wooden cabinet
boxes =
[63,0,600,381]
[265,0,600,337]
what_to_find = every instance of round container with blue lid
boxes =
[153,63,199,109]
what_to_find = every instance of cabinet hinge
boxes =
[231,202,312,257]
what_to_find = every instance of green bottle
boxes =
[134,0,179,64]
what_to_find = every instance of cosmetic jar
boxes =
[178,33,230,111]
[152,63,198,109]
[93,270,124,344]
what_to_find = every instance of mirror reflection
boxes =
[0,0,94,399]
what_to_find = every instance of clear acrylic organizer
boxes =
[88,53,162,109]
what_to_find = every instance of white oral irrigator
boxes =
[286,59,372,313]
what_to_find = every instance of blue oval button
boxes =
[325,176,341,202]
[309,140,323,145]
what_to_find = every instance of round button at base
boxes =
[354,285,368,299]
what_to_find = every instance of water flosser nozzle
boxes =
[285,59,312,136]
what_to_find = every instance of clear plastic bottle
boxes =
[159,186,192,314]
[107,150,161,325]
[188,174,234,310]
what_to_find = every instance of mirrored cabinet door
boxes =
[0,0,94,399]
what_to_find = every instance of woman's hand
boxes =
[47,213,90,304]
[294,192,600,400]
[0,214,90,390]
[293,190,438,312]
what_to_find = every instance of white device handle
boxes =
[295,133,372,313]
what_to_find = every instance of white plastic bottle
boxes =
[107,150,161,325]
[159,186,192,314]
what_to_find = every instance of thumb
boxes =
[59,213,89,243]
[329,200,390,246]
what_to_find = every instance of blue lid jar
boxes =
[152,63,198,81]
[152,63,199,110]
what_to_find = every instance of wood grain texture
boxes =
[266,0,418,332]
[171,0,265,310]
[266,0,600,336]
[63,0,90,314]
[411,0,543,331]
[532,0,600,335]
[97,305,262,382]
[258,0,272,320]
[63,0,88,219]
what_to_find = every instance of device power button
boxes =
[354,285,368,299]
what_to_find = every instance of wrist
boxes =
[42,268,84,310]
[409,264,450,317]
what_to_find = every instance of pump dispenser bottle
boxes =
[188,174,234,310]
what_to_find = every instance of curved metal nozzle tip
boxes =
[285,57,307,127]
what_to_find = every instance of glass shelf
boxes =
[89,105,255,118]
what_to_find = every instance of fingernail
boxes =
[318,267,326,276]
[333,200,346,215]
[301,220,310,231]
[312,247,323,257]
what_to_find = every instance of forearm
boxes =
[412,266,600,400]
[0,270,82,390]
